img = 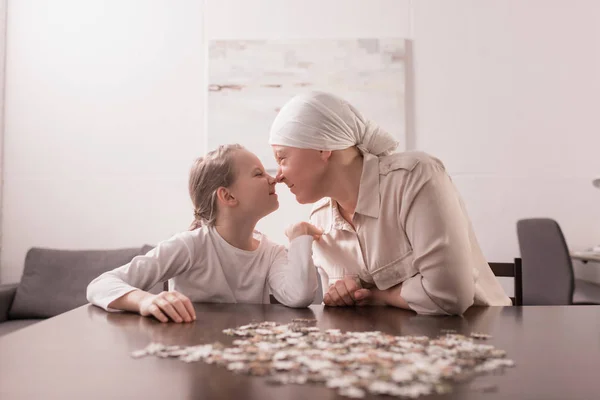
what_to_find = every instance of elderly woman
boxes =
[269,91,510,315]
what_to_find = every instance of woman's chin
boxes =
[294,197,311,205]
[293,191,316,204]
[268,199,280,212]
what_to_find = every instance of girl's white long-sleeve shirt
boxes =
[86,226,318,310]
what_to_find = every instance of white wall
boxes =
[204,0,412,247]
[412,0,600,284]
[0,0,6,266]
[2,0,205,283]
[1,0,411,283]
[2,0,600,285]
[414,0,600,257]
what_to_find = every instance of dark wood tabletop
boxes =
[1,304,599,400]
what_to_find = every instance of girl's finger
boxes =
[167,295,192,322]
[175,293,196,320]
[148,304,169,323]
[156,299,183,323]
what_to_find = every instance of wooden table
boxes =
[1,304,600,400]
[571,251,600,263]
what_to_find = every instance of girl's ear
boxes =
[319,150,332,162]
[216,187,238,207]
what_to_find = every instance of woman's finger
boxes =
[148,304,169,323]
[343,277,361,297]
[335,280,355,306]
[327,287,344,306]
[332,286,348,306]
[354,289,373,306]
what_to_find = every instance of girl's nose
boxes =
[275,167,284,182]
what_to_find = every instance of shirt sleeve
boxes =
[268,235,319,308]
[86,234,195,312]
[399,164,476,315]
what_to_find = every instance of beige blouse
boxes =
[310,151,511,315]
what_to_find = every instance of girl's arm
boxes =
[268,222,322,308]
[109,289,195,323]
[86,233,196,314]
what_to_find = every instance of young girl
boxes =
[87,144,322,323]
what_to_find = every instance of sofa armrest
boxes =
[0,284,19,322]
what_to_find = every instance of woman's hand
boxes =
[323,276,387,307]
[285,222,323,241]
[138,291,196,323]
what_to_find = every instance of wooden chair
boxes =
[489,258,523,306]
[517,218,600,305]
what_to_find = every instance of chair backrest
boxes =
[489,259,523,306]
[516,218,574,305]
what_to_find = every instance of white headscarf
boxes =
[268,91,399,156]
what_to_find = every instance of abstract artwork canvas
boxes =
[207,38,407,171]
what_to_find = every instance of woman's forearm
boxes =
[375,284,411,309]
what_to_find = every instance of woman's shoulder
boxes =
[378,151,445,176]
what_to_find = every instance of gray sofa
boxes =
[0,245,160,337]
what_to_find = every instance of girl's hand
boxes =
[138,291,196,323]
[285,222,323,241]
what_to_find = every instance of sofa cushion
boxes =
[0,283,19,322]
[9,247,147,319]
[141,244,155,255]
